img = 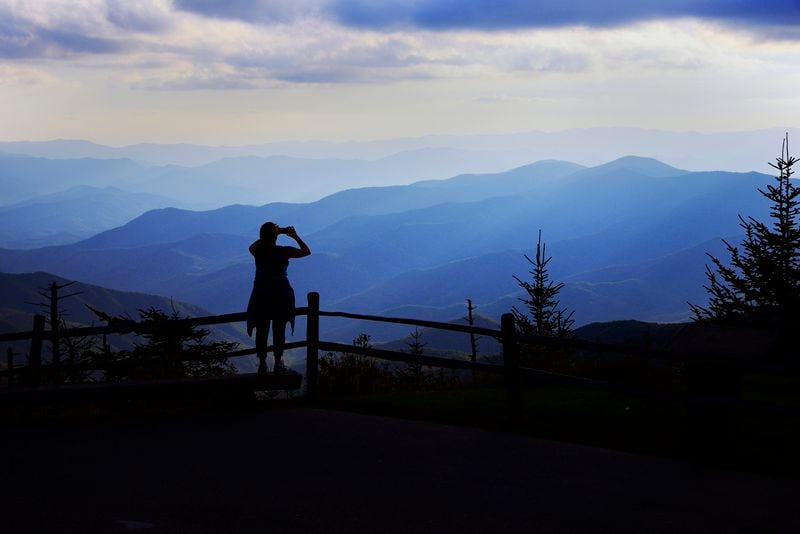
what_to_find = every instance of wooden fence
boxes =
[0,291,795,425]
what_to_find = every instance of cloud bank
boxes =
[177,0,800,33]
[1,1,798,144]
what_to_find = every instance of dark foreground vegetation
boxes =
[4,357,798,482]
[311,328,800,479]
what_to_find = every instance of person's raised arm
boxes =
[284,226,311,258]
[249,239,262,256]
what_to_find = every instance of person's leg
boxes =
[272,318,287,371]
[255,320,271,374]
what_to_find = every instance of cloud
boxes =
[172,0,326,24]
[0,26,124,59]
[174,0,800,38]
[0,1,127,59]
[131,26,471,88]
[1,0,797,93]
[332,0,800,33]
[0,0,797,71]
[180,23,599,87]
[106,0,174,33]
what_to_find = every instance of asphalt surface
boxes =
[2,407,798,533]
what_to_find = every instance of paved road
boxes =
[1,407,798,533]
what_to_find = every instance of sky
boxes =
[1,0,800,145]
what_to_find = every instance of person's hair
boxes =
[260,221,278,241]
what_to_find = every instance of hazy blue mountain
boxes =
[475,238,733,327]
[1,163,768,292]
[0,186,181,249]
[4,127,796,172]
[0,234,253,293]
[306,165,770,277]
[128,149,560,204]
[0,140,120,161]
[104,233,735,345]
[563,155,686,179]
[1,147,554,209]
[0,156,775,346]
[0,232,83,251]
[0,154,147,205]
[0,139,524,171]
[312,237,731,342]
[76,205,293,250]
[0,271,251,350]
[60,159,584,251]
[329,251,528,314]
[150,252,378,314]
[0,159,770,308]
[277,160,585,233]
[412,159,584,192]
[559,238,732,324]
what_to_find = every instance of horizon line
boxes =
[1,125,798,149]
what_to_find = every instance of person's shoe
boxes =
[257,362,267,375]
[273,362,288,374]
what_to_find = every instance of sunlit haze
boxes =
[1,0,799,145]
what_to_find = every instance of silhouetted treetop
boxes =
[690,135,800,329]
[512,230,574,337]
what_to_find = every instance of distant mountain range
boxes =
[0,154,775,344]
[3,127,795,171]
[0,153,147,206]
[0,148,543,210]
[0,186,182,248]
[2,128,789,249]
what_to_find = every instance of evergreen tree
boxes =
[403,328,427,387]
[406,328,426,355]
[90,306,237,380]
[690,135,800,328]
[512,230,574,337]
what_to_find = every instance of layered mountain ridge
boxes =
[0,153,772,344]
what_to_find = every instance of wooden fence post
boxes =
[306,292,320,400]
[49,282,60,366]
[6,348,13,388]
[29,314,46,387]
[501,313,519,413]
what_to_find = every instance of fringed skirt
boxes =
[246,276,296,337]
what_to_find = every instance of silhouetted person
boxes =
[247,222,311,374]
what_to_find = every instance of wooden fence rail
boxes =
[318,310,501,338]
[0,308,310,343]
[0,291,793,427]
[0,307,310,388]
[317,341,505,374]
